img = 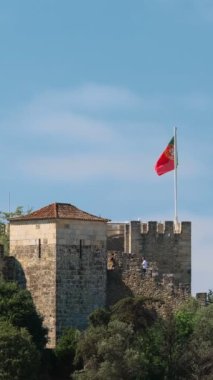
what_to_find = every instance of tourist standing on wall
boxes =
[141,257,148,275]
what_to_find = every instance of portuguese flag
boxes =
[155,137,175,176]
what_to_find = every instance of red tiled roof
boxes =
[10,203,109,222]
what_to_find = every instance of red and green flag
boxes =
[155,137,176,176]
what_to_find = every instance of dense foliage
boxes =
[0,278,212,379]
[72,297,213,380]
[54,328,81,378]
[0,320,40,380]
[0,281,48,349]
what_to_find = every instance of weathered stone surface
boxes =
[9,218,107,347]
[107,221,191,289]
[0,217,191,348]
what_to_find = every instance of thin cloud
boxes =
[20,153,154,182]
[1,84,213,184]
[18,147,206,183]
[2,84,143,142]
[25,83,142,113]
[25,111,116,143]
[3,86,213,139]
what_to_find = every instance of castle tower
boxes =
[107,220,191,292]
[9,203,108,347]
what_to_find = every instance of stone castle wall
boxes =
[1,218,191,347]
[107,221,191,291]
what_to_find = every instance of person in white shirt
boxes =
[142,256,148,275]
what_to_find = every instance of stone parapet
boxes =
[107,221,191,291]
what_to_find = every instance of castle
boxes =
[1,202,191,347]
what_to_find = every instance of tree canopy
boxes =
[0,320,40,380]
[72,296,213,380]
[0,281,48,350]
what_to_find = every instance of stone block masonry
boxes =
[5,202,191,348]
[56,241,106,340]
[107,220,191,291]
[55,220,107,340]
[9,212,107,348]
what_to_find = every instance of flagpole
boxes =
[174,127,178,225]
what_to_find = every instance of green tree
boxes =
[193,303,213,343]
[137,300,211,380]
[0,320,40,380]
[73,296,213,380]
[135,321,166,380]
[73,320,146,380]
[74,297,195,380]
[0,281,48,350]
[188,303,213,379]
[0,206,26,222]
[89,308,110,327]
[110,296,158,332]
[153,304,197,380]
[54,328,81,379]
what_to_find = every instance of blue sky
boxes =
[1,0,213,294]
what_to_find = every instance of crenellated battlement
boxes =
[107,220,191,291]
[140,221,183,234]
[130,220,190,234]
[0,201,192,348]
[107,220,190,231]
